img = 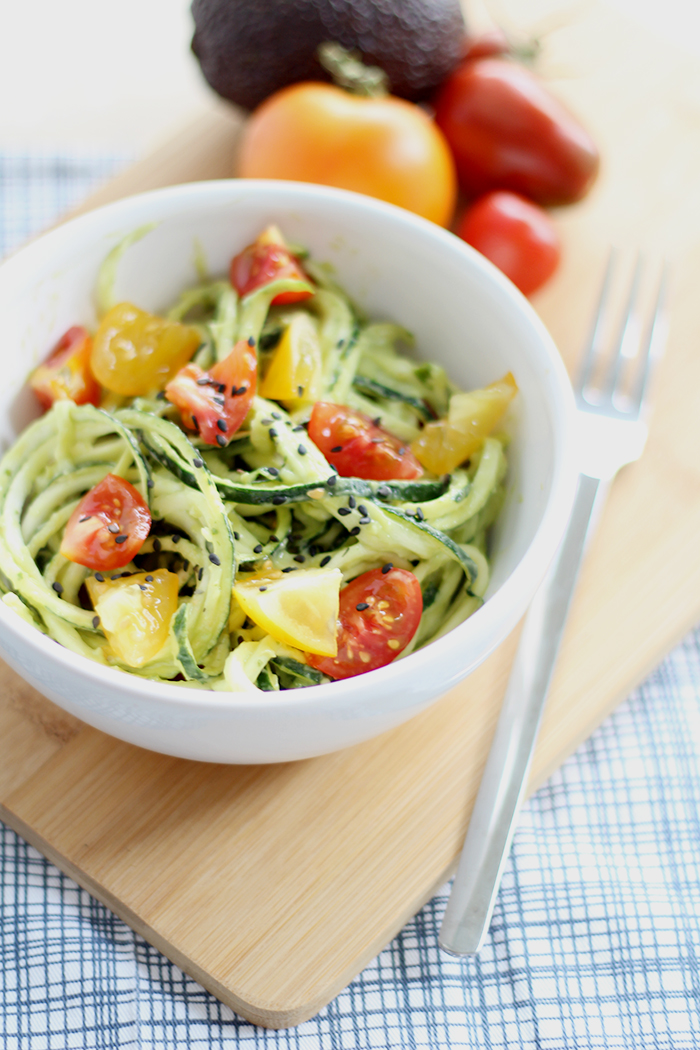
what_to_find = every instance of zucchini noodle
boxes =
[0,234,513,692]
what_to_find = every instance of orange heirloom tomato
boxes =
[29,326,100,411]
[238,83,457,227]
[60,473,151,571]
[91,302,201,397]
[411,372,518,475]
[165,338,257,446]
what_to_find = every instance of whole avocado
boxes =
[191,0,467,110]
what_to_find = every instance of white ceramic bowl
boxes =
[0,180,576,763]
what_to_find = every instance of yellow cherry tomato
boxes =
[85,568,179,667]
[411,372,518,475]
[233,566,342,657]
[91,302,201,396]
[259,311,322,409]
[238,83,457,227]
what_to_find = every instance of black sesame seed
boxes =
[153,538,161,552]
[382,563,393,574]
[356,602,370,611]
[377,485,390,498]
[213,395,225,406]
[171,535,180,544]
[331,446,343,453]
[237,384,247,395]
[348,495,356,509]
[415,507,425,521]
[209,553,221,565]
[272,495,287,505]
[282,566,296,572]
[297,385,304,397]
[92,616,100,628]
[269,428,278,438]
[155,390,166,400]
[269,535,279,543]
[253,544,263,554]
[292,424,305,432]
[218,383,226,394]
[193,458,204,468]
[358,505,368,516]
[115,535,128,544]
[259,586,267,592]
[248,336,255,347]
[145,575,154,583]
[147,478,154,489]
[338,507,351,516]
[294,554,306,563]
[297,444,307,456]
[267,467,279,476]
[320,555,331,567]
[359,516,371,525]
[271,412,281,420]
[139,584,147,591]
[191,416,200,433]
[52,581,63,594]
[216,418,227,432]
[308,544,317,557]
[79,515,92,523]
[411,559,420,566]
[350,526,361,536]
[196,376,210,385]
[233,532,240,541]
[261,418,272,426]
[94,572,105,582]
[216,434,227,447]
[107,523,120,534]
[327,475,337,487]
[373,417,382,426]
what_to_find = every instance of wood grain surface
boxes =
[2,0,700,1028]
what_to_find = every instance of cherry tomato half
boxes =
[306,567,422,679]
[434,57,599,206]
[60,473,151,571]
[165,338,257,446]
[308,402,423,481]
[230,225,314,306]
[457,191,561,296]
[238,83,457,227]
[29,326,100,411]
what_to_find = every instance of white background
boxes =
[0,0,698,156]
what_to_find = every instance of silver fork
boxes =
[439,253,669,957]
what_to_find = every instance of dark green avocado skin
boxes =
[191,0,467,110]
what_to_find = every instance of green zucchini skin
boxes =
[213,473,450,506]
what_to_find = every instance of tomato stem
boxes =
[317,42,389,99]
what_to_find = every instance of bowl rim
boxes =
[0,178,578,717]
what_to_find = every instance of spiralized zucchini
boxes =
[0,236,511,691]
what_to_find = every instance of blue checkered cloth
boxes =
[1,154,699,1049]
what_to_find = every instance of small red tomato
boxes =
[29,326,100,411]
[306,567,423,679]
[308,402,423,481]
[165,338,257,446]
[434,57,599,206]
[230,225,314,306]
[457,191,561,296]
[60,474,151,571]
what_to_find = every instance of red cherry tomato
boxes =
[457,191,561,296]
[230,226,314,306]
[29,326,100,411]
[165,338,257,446]
[60,474,151,571]
[306,567,423,679]
[308,401,423,481]
[434,57,599,206]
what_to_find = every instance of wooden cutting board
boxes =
[2,1,700,1029]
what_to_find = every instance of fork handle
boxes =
[438,473,607,957]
